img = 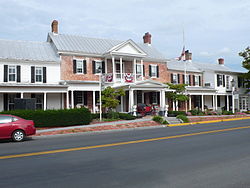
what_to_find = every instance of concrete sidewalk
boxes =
[37,118,152,133]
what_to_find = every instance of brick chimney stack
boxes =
[185,50,192,61]
[143,32,152,45]
[218,58,224,65]
[51,20,58,34]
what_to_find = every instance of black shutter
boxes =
[102,61,105,73]
[189,75,191,85]
[31,66,35,83]
[171,73,173,83]
[83,60,87,74]
[3,93,8,111]
[92,61,96,74]
[143,65,145,76]
[17,65,21,82]
[4,65,8,82]
[73,59,76,74]
[43,67,47,83]
[238,76,242,88]
[156,65,159,78]
[193,75,195,86]
[223,75,225,87]
[199,76,201,86]
[149,65,152,77]
[182,74,185,84]
[177,74,180,84]
[84,91,88,106]
[217,74,220,86]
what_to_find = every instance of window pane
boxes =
[9,74,16,81]
[136,64,142,74]
[0,116,13,124]
[151,66,157,77]
[95,62,102,73]
[76,61,83,73]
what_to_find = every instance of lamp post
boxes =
[231,79,235,113]
[97,67,103,122]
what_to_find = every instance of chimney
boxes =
[51,20,58,34]
[185,50,192,61]
[218,58,224,65]
[143,32,152,45]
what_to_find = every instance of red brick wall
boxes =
[143,61,169,83]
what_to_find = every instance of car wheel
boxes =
[12,130,25,142]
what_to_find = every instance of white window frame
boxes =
[35,67,43,83]
[95,61,103,74]
[185,74,190,85]
[173,73,178,84]
[194,75,199,86]
[150,64,157,78]
[76,60,84,74]
[8,65,16,82]
[136,64,142,75]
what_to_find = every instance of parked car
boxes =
[0,115,36,142]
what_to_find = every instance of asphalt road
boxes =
[1,120,250,188]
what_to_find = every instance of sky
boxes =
[0,0,249,71]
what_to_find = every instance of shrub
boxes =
[0,108,92,127]
[189,109,200,115]
[107,111,120,119]
[152,116,164,124]
[222,111,233,115]
[176,115,189,123]
[162,120,169,125]
[118,113,136,120]
[168,111,186,116]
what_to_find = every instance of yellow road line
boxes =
[1,125,250,160]
[168,116,250,127]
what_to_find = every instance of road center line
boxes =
[1,125,250,160]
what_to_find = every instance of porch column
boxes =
[173,101,175,111]
[212,95,216,111]
[105,58,107,74]
[133,59,137,82]
[129,89,134,112]
[176,101,179,111]
[189,95,192,110]
[232,94,235,113]
[121,95,124,112]
[201,94,204,111]
[71,90,74,109]
[93,91,96,113]
[142,91,144,103]
[215,95,218,110]
[120,57,123,81]
[227,95,229,111]
[141,59,144,80]
[66,91,70,109]
[160,90,166,112]
[44,92,47,110]
[112,56,116,82]
[20,92,24,99]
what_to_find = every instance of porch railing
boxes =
[104,73,143,83]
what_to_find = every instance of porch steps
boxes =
[165,117,182,124]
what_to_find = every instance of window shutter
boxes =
[73,59,76,74]
[171,73,173,83]
[83,60,87,74]
[31,66,35,83]
[3,94,8,111]
[199,76,201,86]
[149,65,152,77]
[238,76,242,88]
[156,66,159,78]
[189,75,191,85]
[43,67,47,83]
[4,65,8,82]
[217,75,220,87]
[84,91,88,106]
[102,61,105,73]
[177,74,180,84]
[182,74,185,84]
[17,65,21,83]
[193,75,195,86]
[143,65,145,76]
[222,75,225,87]
[92,61,96,74]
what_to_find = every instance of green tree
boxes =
[101,86,125,112]
[239,47,250,93]
[165,83,189,110]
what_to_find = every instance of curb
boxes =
[168,116,250,127]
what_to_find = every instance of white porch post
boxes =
[189,95,192,110]
[173,101,175,111]
[93,91,96,113]
[141,59,144,80]
[232,94,235,113]
[66,91,69,109]
[44,92,47,110]
[176,101,179,111]
[160,90,166,111]
[142,91,144,103]
[201,94,204,111]
[112,56,116,82]
[133,58,137,82]
[20,92,24,99]
[71,90,74,109]
[129,89,134,112]
[227,95,229,111]
[120,57,123,81]
[215,95,218,110]
[121,95,124,112]
[212,95,216,111]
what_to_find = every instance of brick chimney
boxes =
[51,20,58,34]
[143,32,152,45]
[185,50,192,61]
[218,58,224,65]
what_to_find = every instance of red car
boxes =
[0,115,36,142]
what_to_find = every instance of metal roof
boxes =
[167,60,202,73]
[192,62,233,72]
[0,39,60,62]
[48,33,167,61]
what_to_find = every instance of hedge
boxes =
[0,108,92,127]
[168,111,186,116]
[91,112,136,120]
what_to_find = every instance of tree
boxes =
[165,83,189,110]
[101,86,125,112]
[239,47,250,93]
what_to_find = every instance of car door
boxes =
[0,115,14,138]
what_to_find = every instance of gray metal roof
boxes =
[0,39,60,62]
[167,60,202,73]
[192,62,233,72]
[48,33,166,61]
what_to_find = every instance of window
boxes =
[185,74,190,85]
[150,65,157,77]
[95,61,102,74]
[217,74,223,86]
[35,67,43,82]
[8,65,16,82]
[151,92,158,104]
[226,75,230,89]
[173,73,178,84]
[0,115,13,124]
[76,60,83,73]
[136,64,142,75]
[194,75,199,86]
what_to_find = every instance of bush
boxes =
[0,108,92,127]
[176,115,189,123]
[107,111,120,119]
[92,112,136,120]
[118,113,136,120]
[168,111,186,116]
[222,111,233,115]
[152,116,164,124]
